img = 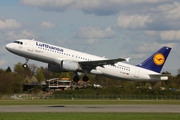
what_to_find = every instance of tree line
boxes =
[0,62,180,95]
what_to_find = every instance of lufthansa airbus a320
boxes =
[6,39,171,82]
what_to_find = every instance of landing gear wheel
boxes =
[82,75,89,82]
[22,63,28,68]
[73,75,79,82]
[22,58,29,68]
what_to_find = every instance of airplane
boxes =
[5,39,171,81]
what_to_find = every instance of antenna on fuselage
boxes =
[32,38,34,41]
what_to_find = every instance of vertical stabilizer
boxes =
[137,46,171,73]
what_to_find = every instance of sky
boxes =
[0,0,180,75]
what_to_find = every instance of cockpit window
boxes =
[13,41,23,45]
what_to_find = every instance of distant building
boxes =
[46,78,71,91]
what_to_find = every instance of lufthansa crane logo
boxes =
[153,53,165,66]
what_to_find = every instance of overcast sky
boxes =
[1,0,180,75]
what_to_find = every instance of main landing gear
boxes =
[73,73,80,82]
[73,72,89,82]
[82,75,89,82]
[22,58,29,68]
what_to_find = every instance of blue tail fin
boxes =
[137,46,171,73]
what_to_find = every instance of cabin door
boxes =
[28,41,34,52]
[134,67,140,78]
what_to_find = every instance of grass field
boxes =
[0,113,180,120]
[0,99,180,105]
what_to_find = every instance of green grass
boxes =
[0,113,180,120]
[1,99,180,105]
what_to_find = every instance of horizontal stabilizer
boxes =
[149,74,170,81]
[149,74,171,76]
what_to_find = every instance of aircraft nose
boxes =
[5,43,13,52]
[5,44,10,50]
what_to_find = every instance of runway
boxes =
[0,105,180,113]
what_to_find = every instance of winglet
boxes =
[125,57,131,62]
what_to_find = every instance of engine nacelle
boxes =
[61,60,81,71]
[48,63,62,73]
[48,60,81,73]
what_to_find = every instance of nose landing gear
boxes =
[22,58,29,68]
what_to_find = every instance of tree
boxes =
[14,62,24,74]
[28,64,37,73]
[36,67,45,82]
[42,67,53,80]
[0,70,22,94]
[5,66,12,73]
[28,64,37,77]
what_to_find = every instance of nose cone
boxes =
[5,43,10,50]
[5,43,14,52]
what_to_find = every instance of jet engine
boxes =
[48,64,62,73]
[48,60,81,72]
[61,60,81,71]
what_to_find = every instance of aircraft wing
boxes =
[79,57,130,70]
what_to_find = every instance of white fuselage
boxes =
[6,39,164,81]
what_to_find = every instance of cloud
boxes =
[144,30,158,36]
[20,0,75,12]
[0,47,7,55]
[137,42,176,53]
[116,14,151,29]
[159,30,180,41]
[146,2,180,30]
[137,43,164,52]
[113,2,180,31]
[0,59,7,66]
[115,3,180,30]
[20,0,171,16]
[5,30,37,40]
[39,21,55,29]
[0,19,21,30]
[73,26,115,39]
[130,53,147,59]
[151,2,180,20]
[128,42,176,60]
[86,39,100,45]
